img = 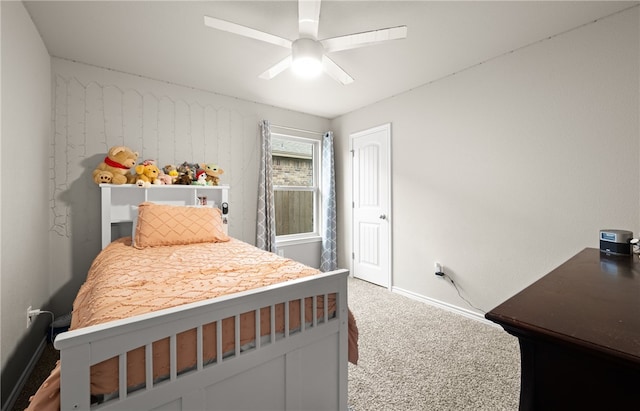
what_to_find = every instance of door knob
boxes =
[379,214,387,220]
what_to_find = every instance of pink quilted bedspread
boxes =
[27,237,358,411]
[73,237,322,328]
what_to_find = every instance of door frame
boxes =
[350,123,392,290]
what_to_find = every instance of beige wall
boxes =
[1,1,51,406]
[332,7,640,315]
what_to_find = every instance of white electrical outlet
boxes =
[434,262,442,273]
[26,305,32,328]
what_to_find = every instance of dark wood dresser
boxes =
[486,248,640,410]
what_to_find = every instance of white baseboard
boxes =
[391,286,500,328]
[2,336,47,411]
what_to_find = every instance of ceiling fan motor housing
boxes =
[291,38,324,77]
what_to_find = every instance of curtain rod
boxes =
[271,123,325,136]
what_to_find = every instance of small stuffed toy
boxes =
[130,160,161,187]
[175,161,198,185]
[93,146,139,185]
[162,164,179,184]
[200,163,224,186]
[192,170,209,186]
[156,171,173,185]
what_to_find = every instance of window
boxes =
[272,133,320,239]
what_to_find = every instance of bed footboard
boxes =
[54,269,349,411]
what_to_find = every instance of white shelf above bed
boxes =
[100,184,229,248]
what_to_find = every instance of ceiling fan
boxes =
[204,0,407,85]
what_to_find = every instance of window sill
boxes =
[276,235,322,247]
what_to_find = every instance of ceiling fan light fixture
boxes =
[291,38,324,79]
[292,57,323,78]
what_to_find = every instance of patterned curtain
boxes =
[256,120,277,253]
[320,131,338,271]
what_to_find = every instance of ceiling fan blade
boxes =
[259,55,293,80]
[204,15,292,49]
[298,0,321,39]
[322,56,354,85]
[321,25,407,53]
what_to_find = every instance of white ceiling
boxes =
[24,1,636,119]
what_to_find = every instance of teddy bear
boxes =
[200,163,224,186]
[93,146,139,185]
[129,160,161,187]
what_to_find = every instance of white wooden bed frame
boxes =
[53,184,349,410]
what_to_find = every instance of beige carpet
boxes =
[347,277,520,410]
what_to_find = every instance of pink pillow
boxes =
[133,202,229,249]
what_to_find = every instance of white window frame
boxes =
[272,133,321,244]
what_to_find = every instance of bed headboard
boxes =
[100,184,230,248]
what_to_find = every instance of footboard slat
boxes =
[216,320,222,364]
[324,294,329,323]
[118,353,126,400]
[145,344,153,389]
[270,305,276,343]
[255,309,261,350]
[196,325,203,371]
[234,315,240,357]
[313,296,318,327]
[55,269,349,411]
[300,298,305,332]
[169,335,177,381]
[285,301,290,338]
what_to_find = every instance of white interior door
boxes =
[351,124,391,288]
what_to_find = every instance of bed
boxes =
[27,185,357,411]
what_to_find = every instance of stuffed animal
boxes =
[93,146,139,185]
[162,165,179,184]
[130,160,161,188]
[192,170,209,186]
[156,171,173,185]
[175,161,198,185]
[200,163,224,186]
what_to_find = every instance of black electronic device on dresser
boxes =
[599,229,633,256]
